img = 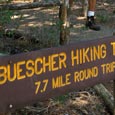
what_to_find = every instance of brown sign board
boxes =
[0,36,115,112]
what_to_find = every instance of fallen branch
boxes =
[94,84,114,114]
[0,1,61,10]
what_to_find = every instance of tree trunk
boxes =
[81,0,88,17]
[59,0,70,45]
[69,0,74,8]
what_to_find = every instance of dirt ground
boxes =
[0,0,115,115]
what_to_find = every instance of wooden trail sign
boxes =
[0,36,115,112]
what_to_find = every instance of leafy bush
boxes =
[0,0,14,37]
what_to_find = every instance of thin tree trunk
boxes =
[69,0,74,8]
[59,0,70,45]
[81,0,88,17]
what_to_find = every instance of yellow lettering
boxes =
[42,79,48,92]
[111,42,115,56]
[71,50,79,66]
[101,44,106,58]
[65,73,71,85]
[59,52,67,69]
[52,77,59,89]
[83,48,90,63]
[93,46,100,60]
[71,44,106,66]
[43,56,51,73]
[26,60,34,77]
[52,73,71,89]
[17,61,26,80]
[7,64,17,82]
[51,54,59,71]
[35,58,43,75]
[74,72,79,82]
[0,66,7,85]
[101,62,115,74]
[35,81,41,94]
[79,70,84,81]
[74,66,98,82]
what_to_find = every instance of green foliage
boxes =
[80,25,89,31]
[95,103,104,111]
[0,10,14,25]
[54,94,69,104]
[6,0,13,3]
[96,13,109,23]
[0,0,14,37]
[0,0,13,4]
[0,0,14,26]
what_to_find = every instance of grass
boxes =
[54,94,69,104]
[96,12,109,23]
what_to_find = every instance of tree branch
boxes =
[0,2,61,10]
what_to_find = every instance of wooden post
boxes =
[59,0,70,45]
[81,0,88,17]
